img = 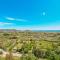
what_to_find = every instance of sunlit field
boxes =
[0,30,60,60]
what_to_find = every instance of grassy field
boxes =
[0,30,60,60]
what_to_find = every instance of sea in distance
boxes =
[32,30,60,32]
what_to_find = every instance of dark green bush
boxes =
[32,48,47,58]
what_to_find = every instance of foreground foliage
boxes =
[0,31,60,60]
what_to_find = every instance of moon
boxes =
[42,12,46,16]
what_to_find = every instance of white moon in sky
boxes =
[42,12,46,16]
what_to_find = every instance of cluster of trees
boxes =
[13,40,60,60]
[0,32,60,60]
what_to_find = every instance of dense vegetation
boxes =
[0,30,60,60]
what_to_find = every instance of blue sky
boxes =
[0,0,60,30]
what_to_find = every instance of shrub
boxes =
[20,43,32,54]
[20,53,37,60]
[32,48,47,58]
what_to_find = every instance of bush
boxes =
[32,48,47,58]
[46,50,60,60]
[20,43,32,54]
[55,46,60,54]
[20,53,37,60]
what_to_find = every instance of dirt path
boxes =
[0,50,22,57]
